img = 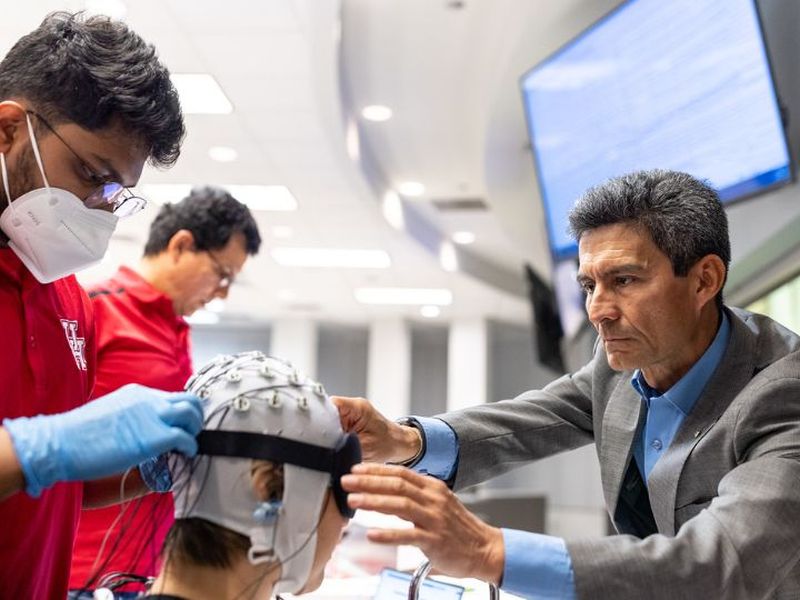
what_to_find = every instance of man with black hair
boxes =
[70,187,261,594]
[337,169,800,599]
[0,12,203,599]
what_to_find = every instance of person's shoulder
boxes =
[51,273,92,311]
[85,268,132,305]
[729,307,800,354]
[728,306,800,382]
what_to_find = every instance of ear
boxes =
[690,254,726,309]
[166,229,196,261]
[0,101,29,155]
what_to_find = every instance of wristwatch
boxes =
[392,416,427,468]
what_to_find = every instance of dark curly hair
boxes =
[143,186,262,256]
[0,11,184,167]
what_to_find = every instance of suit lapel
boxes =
[600,376,645,519]
[647,310,756,534]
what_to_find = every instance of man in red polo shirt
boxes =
[0,13,203,599]
[70,186,262,594]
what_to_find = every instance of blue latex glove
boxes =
[3,383,203,497]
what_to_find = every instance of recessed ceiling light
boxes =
[439,241,459,272]
[208,146,238,162]
[84,0,127,18]
[361,105,393,122]
[382,190,405,230]
[271,225,294,239]
[226,185,297,211]
[271,248,391,269]
[420,305,441,318]
[452,231,476,245]
[397,181,425,197]
[354,288,453,306]
[170,73,233,114]
[185,309,220,325]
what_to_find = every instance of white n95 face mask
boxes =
[0,112,118,283]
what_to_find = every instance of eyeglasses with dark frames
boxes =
[206,250,235,289]
[26,110,147,218]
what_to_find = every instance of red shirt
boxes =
[70,266,193,589]
[0,248,96,600]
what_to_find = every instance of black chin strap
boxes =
[196,430,336,474]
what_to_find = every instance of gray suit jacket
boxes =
[438,308,800,599]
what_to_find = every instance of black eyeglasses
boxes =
[206,250,235,289]
[27,110,146,218]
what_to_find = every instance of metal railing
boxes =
[408,560,500,599]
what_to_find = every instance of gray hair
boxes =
[568,169,730,308]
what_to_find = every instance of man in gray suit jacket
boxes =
[336,169,800,599]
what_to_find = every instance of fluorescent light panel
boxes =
[141,184,297,212]
[227,185,297,211]
[170,73,233,114]
[272,248,391,269]
[354,288,453,306]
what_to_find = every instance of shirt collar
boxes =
[112,266,168,304]
[631,311,731,414]
[107,266,186,325]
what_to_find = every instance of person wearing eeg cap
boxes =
[135,351,361,599]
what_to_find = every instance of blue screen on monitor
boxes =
[373,569,465,600]
[520,0,792,260]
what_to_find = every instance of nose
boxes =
[586,284,620,329]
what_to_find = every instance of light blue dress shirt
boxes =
[410,313,730,599]
[631,313,730,481]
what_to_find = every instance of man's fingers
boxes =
[331,395,366,431]
[159,394,203,435]
[350,462,445,489]
[365,527,430,547]
[342,467,431,498]
[167,428,199,457]
[347,492,435,528]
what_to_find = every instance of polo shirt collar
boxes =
[111,266,183,323]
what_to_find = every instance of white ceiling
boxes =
[1,0,620,326]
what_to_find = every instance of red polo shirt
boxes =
[70,266,193,589]
[0,248,96,600]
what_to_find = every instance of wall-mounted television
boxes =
[520,0,793,260]
[525,264,565,373]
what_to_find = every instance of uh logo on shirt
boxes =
[60,318,87,371]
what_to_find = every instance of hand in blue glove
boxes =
[3,384,203,497]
